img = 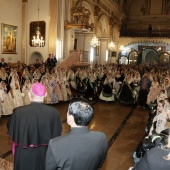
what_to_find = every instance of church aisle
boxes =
[101,106,149,170]
[0,100,149,169]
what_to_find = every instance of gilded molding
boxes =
[83,0,124,25]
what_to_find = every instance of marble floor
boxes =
[0,100,149,170]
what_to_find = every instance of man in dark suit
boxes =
[46,99,108,170]
[46,54,57,73]
[8,83,62,170]
[34,59,42,69]
[0,58,7,68]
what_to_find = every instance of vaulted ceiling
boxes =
[120,0,170,31]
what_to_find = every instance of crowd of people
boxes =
[129,82,170,169]
[1,54,170,169]
[7,83,108,170]
[1,56,170,118]
[128,99,170,170]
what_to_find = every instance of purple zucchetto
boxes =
[31,83,46,97]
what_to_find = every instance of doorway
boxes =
[30,52,43,64]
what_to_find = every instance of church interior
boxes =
[0,0,170,169]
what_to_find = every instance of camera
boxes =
[142,134,164,151]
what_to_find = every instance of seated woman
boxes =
[134,99,170,162]
[163,77,170,98]
[157,89,167,104]
[166,107,170,129]
[149,100,167,135]
[99,73,115,102]
[157,85,167,103]
[118,73,135,105]
[129,128,170,170]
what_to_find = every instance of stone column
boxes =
[93,6,100,36]
[55,0,65,62]
[49,0,57,55]
[99,38,108,65]
[93,5,100,64]
[63,0,73,59]
[21,1,27,63]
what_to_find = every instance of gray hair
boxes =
[29,90,45,102]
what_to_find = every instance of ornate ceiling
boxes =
[121,0,170,31]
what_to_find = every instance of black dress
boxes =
[85,78,96,100]
[76,74,87,97]
[118,79,135,105]
[99,78,115,101]
[96,74,104,97]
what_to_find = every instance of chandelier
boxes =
[90,36,100,47]
[32,0,44,47]
[108,41,115,51]
[119,45,125,51]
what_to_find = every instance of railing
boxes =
[57,51,80,69]
[120,30,170,38]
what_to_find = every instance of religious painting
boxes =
[2,24,17,54]
[30,21,46,47]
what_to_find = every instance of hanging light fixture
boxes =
[108,41,115,51]
[119,45,125,51]
[90,35,100,47]
[108,27,115,51]
[32,0,45,47]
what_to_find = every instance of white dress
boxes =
[41,76,52,104]
[22,84,31,105]
[147,81,159,104]
[60,77,68,101]
[10,78,24,108]
[149,111,167,135]
[0,88,14,115]
[99,77,115,102]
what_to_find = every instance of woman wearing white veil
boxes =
[10,75,23,108]
[0,81,14,116]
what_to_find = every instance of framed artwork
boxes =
[2,23,17,54]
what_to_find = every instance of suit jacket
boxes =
[46,127,108,170]
[46,57,57,69]
[132,147,170,170]
[0,62,7,68]
[139,77,151,92]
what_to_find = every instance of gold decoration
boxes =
[65,1,93,31]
